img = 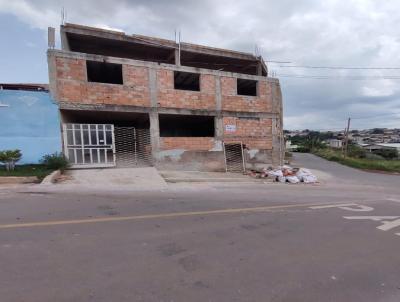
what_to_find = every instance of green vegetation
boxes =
[313,148,400,173]
[0,152,69,180]
[41,152,70,171]
[0,164,54,180]
[289,131,331,153]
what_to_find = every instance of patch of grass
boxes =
[0,164,54,180]
[313,149,400,173]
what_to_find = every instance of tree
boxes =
[0,150,22,171]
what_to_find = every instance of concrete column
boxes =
[149,68,158,107]
[214,76,224,141]
[215,116,224,140]
[215,76,222,111]
[256,61,263,76]
[148,67,160,160]
[149,110,160,160]
[175,48,181,66]
[60,31,70,51]
[271,82,284,166]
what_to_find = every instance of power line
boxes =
[277,74,400,80]
[351,112,400,120]
[266,60,292,64]
[274,65,400,70]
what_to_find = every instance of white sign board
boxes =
[225,124,236,132]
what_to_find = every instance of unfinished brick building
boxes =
[47,23,283,171]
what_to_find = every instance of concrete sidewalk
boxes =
[160,170,269,183]
[56,167,168,190]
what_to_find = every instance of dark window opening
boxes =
[86,61,123,84]
[181,50,266,76]
[174,71,200,91]
[237,78,257,96]
[67,33,176,64]
[159,114,214,137]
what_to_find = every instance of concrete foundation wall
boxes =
[156,150,226,172]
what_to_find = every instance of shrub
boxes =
[296,146,310,153]
[373,148,399,160]
[347,145,367,158]
[0,149,22,171]
[365,153,385,160]
[41,152,69,171]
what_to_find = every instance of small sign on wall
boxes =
[225,124,237,132]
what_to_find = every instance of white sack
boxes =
[286,176,300,184]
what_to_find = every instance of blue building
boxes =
[0,84,61,164]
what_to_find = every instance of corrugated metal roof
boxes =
[0,83,49,92]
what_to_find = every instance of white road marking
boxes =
[386,198,400,203]
[343,216,400,221]
[343,216,400,231]
[310,203,374,212]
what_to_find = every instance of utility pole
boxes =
[343,117,351,158]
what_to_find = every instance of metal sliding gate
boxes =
[63,123,116,168]
[114,127,152,167]
[223,142,246,173]
[63,124,152,168]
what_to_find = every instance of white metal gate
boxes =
[223,142,246,173]
[63,123,116,168]
[114,127,152,167]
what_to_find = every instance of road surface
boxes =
[0,153,399,301]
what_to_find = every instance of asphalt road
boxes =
[1,154,400,302]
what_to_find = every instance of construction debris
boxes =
[247,165,318,184]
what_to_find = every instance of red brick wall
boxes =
[54,56,274,115]
[160,137,214,150]
[157,70,216,110]
[55,57,150,106]
[223,117,272,149]
[221,77,272,112]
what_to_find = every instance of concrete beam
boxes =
[58,101,280,119]
[48,50,277,82]
[62,23,259,61]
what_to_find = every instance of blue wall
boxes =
[0,89,61,164]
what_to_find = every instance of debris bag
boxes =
[269,170,286,183]
[278,176,286,183]
[302,175,318,183]
[296,168,318,183]
[269,170,283,177]
[286,176,300,184]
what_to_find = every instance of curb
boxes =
[40,170,61,185]
[0,176,38,184]
[164,177,273,183]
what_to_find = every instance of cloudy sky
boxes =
[0,0,399,130]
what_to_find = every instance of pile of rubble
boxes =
[247,165,318,184]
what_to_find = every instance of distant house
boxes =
[285,140,298,152]
[0,84,61,164]
[362,143,400,153]
[325,139,343,148]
